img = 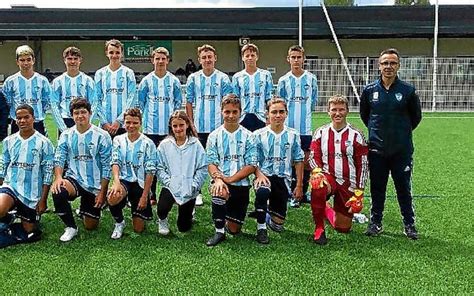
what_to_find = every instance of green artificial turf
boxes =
[0,113,472,294]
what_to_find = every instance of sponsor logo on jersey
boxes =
[373,92,379,101]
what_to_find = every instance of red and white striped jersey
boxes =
[309,123,369,190]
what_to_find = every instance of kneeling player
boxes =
[253,98,304,244]
[52,98,112,242]
[206,95,257,247]
[309,95,368,245]
[156,111,207,235]
[0,105,54,244]
[107,108,156,239]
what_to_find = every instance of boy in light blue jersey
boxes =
[185,44,233,147]
[137,47,182,204]
[186,44,233,206]
[0,104,54,237]
[51,46,97,134]
[277,45,318,207]
[2,45,51,136]
[156,111,207,235]
[51,98,112,242]
[107,108,156,239]
[232,43,273,131]
[252,98,304,244]
[205,95,257,247]
[94,39,136,138]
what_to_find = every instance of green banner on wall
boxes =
[123,41,172,63]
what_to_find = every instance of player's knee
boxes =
[52,188,70,213]
[83,217,99,230]
[226,221,242,235]
[334,214,352,233]
[334,226,351,233]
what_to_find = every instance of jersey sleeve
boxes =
[408,88,422,130]
[50,79,68,132]
[185,75,195,104]
[117,70,137,124]
[155,143,171,188]
[54,133,69,169]
[277,78,286,99]
[99,133,113,180]
[41,139,55,186]
[244,133,258,167]
[86,76,99,123]
[206,133,219,166]
[144,141,158,176]
[359,87,370,127]
[137,79,148,111]
[353,131,369,189]
[173,78,183,111]
[41,78,52,114]
[0,139,11,179]
[311,74,318,111]
[110,137,122,167]
[265,72,274,101]
[94,71,107,126]
[222,74,233,96]
[231,74,241,98]
[292,132,304,163]
[309,129,323,170]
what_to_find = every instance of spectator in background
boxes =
[185,58,197,77]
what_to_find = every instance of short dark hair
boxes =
[124,108,142,123]
[16,104,35,117]
[221,94,241,111]
[379,48,400,60]
[69,98,91,115]
[63,46,82,59]
[266,97,288,112]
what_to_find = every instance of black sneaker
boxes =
[313,231,327,245]
[206,232,226,247]
[404,224,419,240]
[256,229,269,244]
[365,222,383,236]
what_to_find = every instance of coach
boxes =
[360,48,422,240]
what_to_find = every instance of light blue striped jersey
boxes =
[156,136,207,205]
[0,131,54,208]
[111,133,157,189]
[186,69,233,133]
[277,70,318,136]
[51,72,97,132]
[254,125,304,181]
[137,71,182,135]
[94,65,136,126]
[54,125,112,194]
[232,68,273,122]
[2,72,51,121]
[206,125,257,186]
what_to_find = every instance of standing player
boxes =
[0,105,54,237]
[360,48,422,239]
[253,98,304,244]
[95,39,136,137]
[232,43,273,132]
[309,95,368,245]
[277,45,318,207]
[51,46,97,134]
[2,45,51,136]
[137,47,182,205]
[205,95,257,247]
[186,44,233,206]
[51,98,112,242]
[156,111,207,235]
[107,108,156,239]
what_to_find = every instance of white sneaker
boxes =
[111,221,125,240]
[353,213,368,224]
[60,227,78,242]
[158,219,170,235]
[195,194,204,206]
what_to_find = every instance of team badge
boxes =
[304,84,310,90]
[373,92,379,101]
[87,142,95,151]
[345,140,352,147]
[395,93,403,101]
[31,149,39,156]
[284,143,290,150]
[137,151,144,159]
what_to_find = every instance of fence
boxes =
[305,57,474,112]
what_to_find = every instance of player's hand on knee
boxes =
[254,175,271,190]
[211,179,229,200]
[345,189,364,213]
[36,200,47,215]
[51,178,66,194]
[94,192,106,208]
[137,195,147,210]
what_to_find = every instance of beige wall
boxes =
[0,38,472,83]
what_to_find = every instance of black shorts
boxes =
[300,135,312,151]
[0,187,39,223]
[225,185,250,225]
[198,133,210,148]
[145,134,167,147]
[66,177,101,220]
[240,113,266,132]
[266,176,292,220]
[120,180,153,220]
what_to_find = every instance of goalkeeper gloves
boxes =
[345,189,364,213]
[310,168,327,189]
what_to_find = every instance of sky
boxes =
[0,0,471,8]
